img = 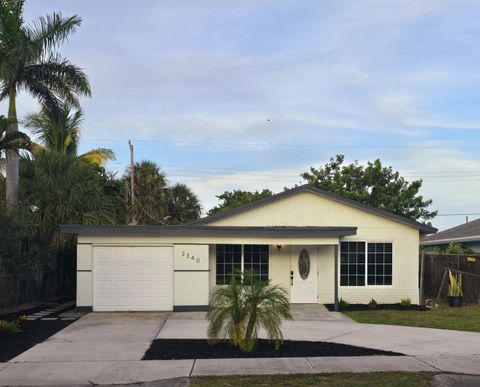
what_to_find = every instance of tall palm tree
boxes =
[24,104,114,166]
[0,0,91,204]
[166,183,201,224]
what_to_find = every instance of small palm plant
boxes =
[207,271,291,352]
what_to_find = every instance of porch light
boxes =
[276,244,283,250]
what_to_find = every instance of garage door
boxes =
[93,246,173,311]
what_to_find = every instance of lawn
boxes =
[191,372,434,387]
[345,303,480,332]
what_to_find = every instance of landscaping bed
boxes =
[0,319,75,362]
[325,303,428,312]
[143,339,402,360]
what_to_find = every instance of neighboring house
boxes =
[61,184,436,312]
[421,218,480,252]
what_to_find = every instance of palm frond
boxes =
[28,13,81,52]
[79,148,115,166]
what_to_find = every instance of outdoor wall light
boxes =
[276,244,283,250]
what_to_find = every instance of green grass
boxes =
[345,303,480,332]
[191,372,435,387]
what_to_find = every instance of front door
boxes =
[290,246,318,303]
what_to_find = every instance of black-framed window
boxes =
[216,244,241,285]
[340,242,365,286]
[367,243,393,285]
[244,244,269,282]
[215,244,269,284]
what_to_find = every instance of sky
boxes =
[4,0,480,230]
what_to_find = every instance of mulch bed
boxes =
[0,297,74,321]
[325,303,429,312]
[142,339,403,360]
[0,319,75,362]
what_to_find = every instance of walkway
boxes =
[0,308,479,385]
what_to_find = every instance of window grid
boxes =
[367,243,393,285]
[244,244,269,283]
[340,242,365,286]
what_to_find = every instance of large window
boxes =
[340,242,365,286]
[216,244,241,285]
[216,244,269,285]
[367,243,393,285]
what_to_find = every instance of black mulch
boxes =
[0,319,76,362]
[325,303,429,312]
[0,297,74,321]
[142,339,403,360]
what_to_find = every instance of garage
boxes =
[92,246,173,311]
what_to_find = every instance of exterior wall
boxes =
[76,243,93,308]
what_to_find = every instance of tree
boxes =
[301,155,437,223]
[208,272,291,352]
[124,160,169,225]
[166,183,201,224]
[0,115,30,161]
[208,189,274,216]
[0,0,91,204]
[24,104,114,166]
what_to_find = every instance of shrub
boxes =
[208,271,291,352]
[368,298,378,309]
[0,320,20,334]
[400,298,412,308]
[448,271,463,297]
[338,298,350,310]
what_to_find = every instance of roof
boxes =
[191,184,437,234]
[60,225,358,238]
[421,218,480,246]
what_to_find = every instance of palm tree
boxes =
[208,272,291,352]
[24,104,114,166]
[0,115,30,162]
[124,160,169,225]
[0,0,91,204]
[166,183,201,224]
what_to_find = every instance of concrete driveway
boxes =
[1,308,480,385]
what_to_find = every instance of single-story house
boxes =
[61,184,436,312]
[421,218,480,252]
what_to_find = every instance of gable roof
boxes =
[192,184,437,234]
[421,218,480,245]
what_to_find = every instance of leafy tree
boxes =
[0,0,91,204]
[166,183,201,224]
[24,103,114,166]
[208,272,291,352]
[208,189,273,216]
[301,155,437,223]
[124,160,169,225]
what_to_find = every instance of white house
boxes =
[62,185,436,312]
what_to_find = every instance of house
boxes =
[421,218,480,252]
[61,184,436,312]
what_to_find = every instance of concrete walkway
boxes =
[1,309,480,385]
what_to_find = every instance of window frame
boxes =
[339,240,394,288]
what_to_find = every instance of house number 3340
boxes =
[181,250,200,263]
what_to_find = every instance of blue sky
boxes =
[6,0,480,230]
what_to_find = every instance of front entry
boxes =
[290,246,318,303]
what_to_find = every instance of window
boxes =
[367,243,393,285]
[216,244,269,284]
[244,244,269,282]
[340,242,365,286]
[216,244,241,285]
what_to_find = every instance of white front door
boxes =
[290,246,318,303]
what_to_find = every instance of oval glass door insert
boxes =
[298,249,310,279]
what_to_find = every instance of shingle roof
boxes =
[421,218,480,245]
[191,184,437,234]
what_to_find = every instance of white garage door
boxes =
[93,246,173,311]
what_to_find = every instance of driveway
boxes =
[0,308,480,385]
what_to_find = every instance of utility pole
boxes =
[128,140,135,224]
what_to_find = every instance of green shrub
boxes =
[208,271,292,352]
[338,298,350,310]
[368,298,378,309]
[400,298,412,308]
[0,320,20,334]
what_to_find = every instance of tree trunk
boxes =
[5,88,18,205]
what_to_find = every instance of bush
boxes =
[338,298,350,310]
[400,298,412,308]
[368,298,378,309]
[0,320,20,334]
[208,271,291,352]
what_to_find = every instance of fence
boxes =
[0,271,63,310]
[421,252,480,303]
